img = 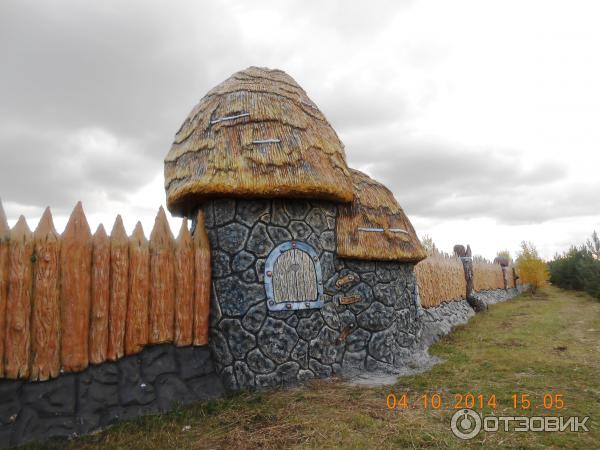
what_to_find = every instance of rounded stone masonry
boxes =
[201,198,423,390]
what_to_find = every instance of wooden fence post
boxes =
[4,216,34,379]
[461,256,476,300]
[126,222,149,355]
[149,207,175,344]
[193,209,211,346]
[30,208,61,381]
[90,224,110,365]
[107,216,128,361]
[175,219,194,346]
[60,202,92,372]
[0,200,9,378]
[454,243,486,312]
[501,266,508,291]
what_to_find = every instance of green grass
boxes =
[30,286,600,449]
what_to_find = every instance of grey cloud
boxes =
[342,137,578,224]
[317,82,410,132]
[1,0,592,235]
[0,127,155,210]
[0,0,246,211]
[234,0,413,41]
[0,0,243,142]
[0,0,421,214]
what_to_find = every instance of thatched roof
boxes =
[336,169,426,262]
[164,67,354,216]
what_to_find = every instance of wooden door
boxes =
[272,248,318,303]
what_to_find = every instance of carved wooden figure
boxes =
[455,243,486,313]
[512,267,519,288]
[501,266,509,291]
[493,256,509,267]
[453,244,466,258]
[462,256,475,300]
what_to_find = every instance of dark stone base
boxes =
[418,287,524,348]
[0,345,224,448]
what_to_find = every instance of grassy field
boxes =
[30,286,600,449]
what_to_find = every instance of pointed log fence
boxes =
[5,217,34,379]
[415,253,466,308]
[416,253,520,309]
[126,222,150,355]
[31,209,61,380]
[0,198,520,379]
[0,201,211,381]
[89,224,110,364]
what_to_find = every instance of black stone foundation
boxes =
[418,287,527,348]
[0,345,223,448]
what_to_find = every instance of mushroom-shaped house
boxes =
[164,67,427,390]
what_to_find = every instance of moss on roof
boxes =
[336,169,426,262]
[164,67,353,217]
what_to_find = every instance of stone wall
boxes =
[418,287,526,348]
[476,286,527,305]
[201,198,423,390]
[0,345,223,448]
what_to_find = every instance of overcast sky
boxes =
[1,0,599,260]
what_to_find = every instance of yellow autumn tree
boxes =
[515,241,549,293]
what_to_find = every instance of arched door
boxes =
[264,241,324,311]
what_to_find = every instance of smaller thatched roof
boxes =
[164,66,354,217]
[336,169,426,262]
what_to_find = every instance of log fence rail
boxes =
[0,201,210,381]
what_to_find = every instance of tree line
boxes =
[548,231,600,299]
